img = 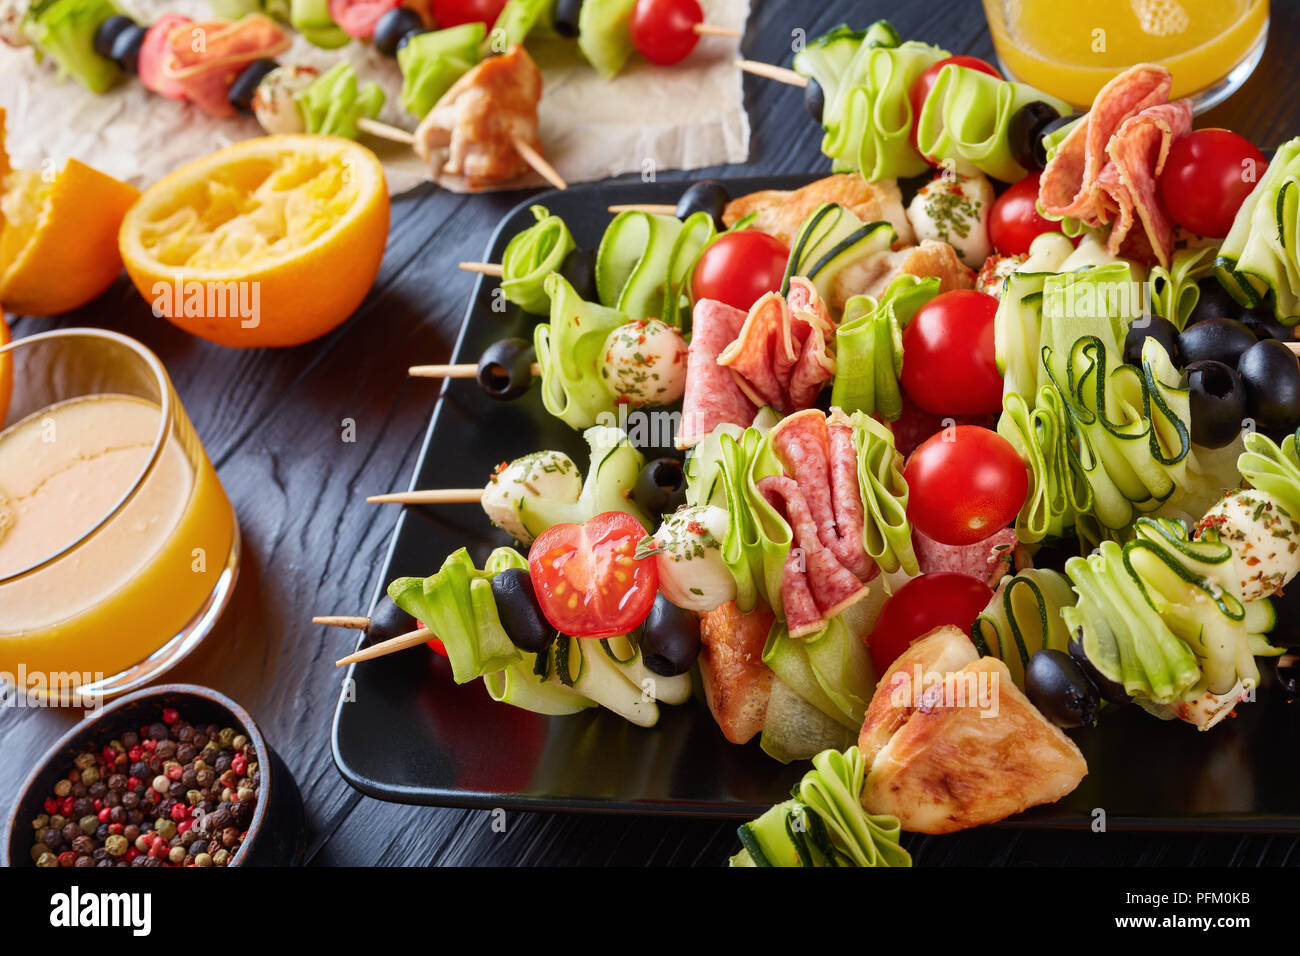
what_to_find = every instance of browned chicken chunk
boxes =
[722,174,916,248]
[698,601,775,745]
[414,44,543,190]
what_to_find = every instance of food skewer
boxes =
[366,488,485,505]
[459,261,506,276]
[735,58,808,88]
[335,629,431,667]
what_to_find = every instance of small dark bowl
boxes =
[4,684,306,867]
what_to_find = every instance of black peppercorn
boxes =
[88,781,107,799]
[121,731,139,748]
[147,722,169,741]
[72,835,94,855]
[130,761,150,779]
[72,797,94,818]
[62,822,81,844]
[121,791,139,809]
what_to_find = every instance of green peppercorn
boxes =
[231,734,249,752]
[155,819,177,841]
[236,787,255,803]
[49,815,66,829]
[36,852,59,867]
[168,846,186,864]
[78,815,98,836]
[53,779,73,798]
[31,814,48,830]
[194,852,213,867]
[187,789,203,806]
[30,843,50,862]
[73,752,95,771]
[212,848,230,866]
[217,728,236,748]
[104,835,128,858]
[80,767,99,786]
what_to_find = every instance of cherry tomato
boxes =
[329,0,401,38]
[868,572,993,673]
[629,0,704,66]
[908,55,1001,156]
[430,0,507,28]
[691,231,789,313]
[1160,129,1268,239]
[413,619,449,658]
[137,13,192,101]
[903,425,1028,546]
[988,172,1062,256]
[528,511,658,639]
[899,289,1002,415]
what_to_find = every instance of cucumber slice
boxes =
[595,210,683,320]
[782,202,895,304]
[577,0,637,78]
[554,635,660,726]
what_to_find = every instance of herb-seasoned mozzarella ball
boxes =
[0,0,29,47]
[975,253,1024,296]
[251,65,318,135]
[1019,231,1074,273]
[481,450,582,545]
[906,172,994,266]
[1196,489,1300,601]
[652,505,735,612]
[600,319,688,407]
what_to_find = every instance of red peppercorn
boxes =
[165,764,183,781]
[58,851,75,867]
[59,797,75,816]
[162,708,179,725]
[93,799,101,810]
[109,823,123,835]
[43,798,58,815]
[97,808,111,823]
[177,819,193,835]
[127,745,144,762]
[101,746,116,763]
[170,803,190,822]
[231,755,247,776]
[143,739,157,753]
[125,847,139,862]
[127,776,140,790]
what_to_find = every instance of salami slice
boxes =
[759,475,870,636]
[678,298,757,448]
[162,14,292,118]
[912,526,1019,587]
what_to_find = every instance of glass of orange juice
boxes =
[983,0,1269,112]
[0,328,239,706]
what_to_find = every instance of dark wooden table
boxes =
[4,0,1300,867]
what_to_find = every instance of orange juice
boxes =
[0,393,235,682]
[984,0,1269,109]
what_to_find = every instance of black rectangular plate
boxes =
[332,174,1300,829]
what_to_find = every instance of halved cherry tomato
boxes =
[630,0,704,66]
[413,619,449,658]
[899,289,1003,415]
[1160,129,1267,239]
[430,0,507,28]
[329,0,402,38]
[903,425,1028,546]
[988,172,1062,256]
[868,572,993,673]
[137,13,192,101]
[691,230,789,313]
[528,512,658,639]
[908,55,1001,156]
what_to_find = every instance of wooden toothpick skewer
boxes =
[336,627,432,667]
[608,203,677,215]
[366,488,485,505]
[408,362,540,379]
[460,261,505,276]
[313,615,371,628]
[356,118,567,191]
[736,58,808,88]
[1286,342,1300,355]
[694,23,741,38]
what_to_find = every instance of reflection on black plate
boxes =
[331,175,1300,829]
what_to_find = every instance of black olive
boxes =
[1123,314,1180,368]
[1276,653,1299,697]
[1186,360,1247,449]
[477,337,536,401]
[1187,277,1247,326]
[1038,111,1084,147]
[558,247,597,301]
[674,180,730,231]
[1028,534,1082,574]
[1066,635,1130,705]
[1237,339,1300,440]
[1177,316,1257,368]
[395,28,426,53]
[638,595,700,677]
[375,8,423,57]
[228,59,279,116]
[1266,584,1300,649]
[633,457,687,519]
[1009,100,1061,172]
[552,0,584,38]
[366,598,417,643]
[1026,648,1102,727]
[491,568,555,653]
[94,15,137,60]
[108,22,148,75]
[803,76,825,123]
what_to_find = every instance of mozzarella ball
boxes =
[975,254,1024,296]
[0,0,29,47]
[251,65,318,135]
[652,505,736,612]
[906,172,994,266]
[1019,231,1075,273]
[481,450,582,545]
[600,319,688,407]
[1196,489,1300,601]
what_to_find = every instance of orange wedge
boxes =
[118,135,390,348]
[0,109,141,317]
[0,314,11,426]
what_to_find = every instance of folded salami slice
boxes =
[912,526,1019,587]
[162,14,292,119]
[718,278,836,414]
[759,475,870,637]
[678,298,758,448]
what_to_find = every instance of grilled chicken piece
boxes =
[698,600,775,745]
[413,44,543,190]
[723,174,915,248]
[830,239,975,310]
[857,628,1088,834]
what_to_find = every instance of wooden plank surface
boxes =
[4,0,1300,867]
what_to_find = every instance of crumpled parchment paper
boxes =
[0,0,750,193]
